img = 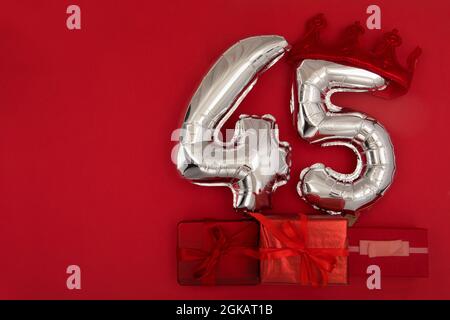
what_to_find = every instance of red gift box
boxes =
[177,219,260,285]
[348,227,429,277]
[251,213,348,286]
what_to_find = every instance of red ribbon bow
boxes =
[178,223,258,284]
[250,213,348,286]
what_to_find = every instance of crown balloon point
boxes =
[345,21,365,38]
[339,21,365,54]
[384,29,402,47]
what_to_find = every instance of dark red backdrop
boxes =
[1,0,449,299]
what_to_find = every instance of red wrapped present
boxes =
[177,219,260,285]
[250,213,348,286]
[348,227,428,277]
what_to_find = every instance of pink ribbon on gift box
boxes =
[348,240,428,258]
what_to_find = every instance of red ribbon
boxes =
[250,213,348,286]
[178,223,258,284]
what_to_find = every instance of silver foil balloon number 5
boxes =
[291,59,395,214]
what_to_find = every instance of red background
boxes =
[0,0,449,299]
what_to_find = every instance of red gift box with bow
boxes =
[251,213,348,286]
[177,220,260,285]
[348,227,429,277]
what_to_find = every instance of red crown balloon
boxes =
[289,13,421,98]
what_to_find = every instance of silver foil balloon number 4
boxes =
[291,59,395,214]
[176,36,291,212]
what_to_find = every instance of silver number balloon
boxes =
[291,59,395,214]
[176,36,291,212]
